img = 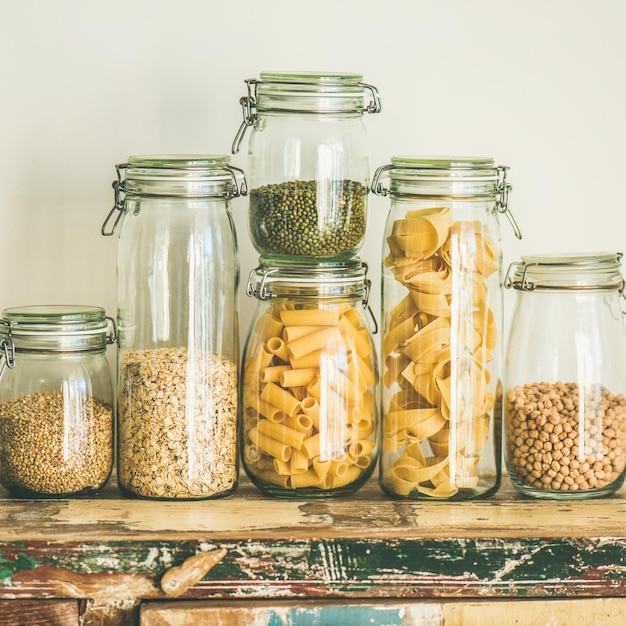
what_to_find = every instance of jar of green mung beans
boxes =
[232,71,381,262]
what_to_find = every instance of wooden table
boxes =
[0,474,625,625]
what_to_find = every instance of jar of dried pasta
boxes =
[232,71,381,261]
[372,156,521,500]
[241,258,379,497]
[0,305,115,497]
[504,253,626,499]
[102,155,246,500]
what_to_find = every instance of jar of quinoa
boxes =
[504,253,626,499]
[0,305,115,497]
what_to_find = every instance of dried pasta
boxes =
[242,301,379,493]
[382,206,499,498]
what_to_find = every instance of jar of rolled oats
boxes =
[102,155,246,499]
[0,305,115,498]
[241,258,379,498]
[504,253,626,499]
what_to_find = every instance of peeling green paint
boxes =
[0,536,625,600]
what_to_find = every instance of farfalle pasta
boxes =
[241,299,379,495]
[381,206,500,498]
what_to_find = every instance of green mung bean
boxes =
[249,179,367,257]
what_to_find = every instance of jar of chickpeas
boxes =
[504,253,626,499]
[241,258,379,497]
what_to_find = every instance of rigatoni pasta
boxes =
[242,297,379,496]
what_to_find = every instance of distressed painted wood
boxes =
[0,599,79,625]
[80,599,140,626]
[140,598,626,626]
[0,477,625,605]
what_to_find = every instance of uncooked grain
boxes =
[0,391,112,495]
[118,346,238,499]
[506,381,626,492]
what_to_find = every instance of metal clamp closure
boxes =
[361,83,382,114]
[370,163,394,196]
[102,163,128,237]
[232,79,258,154]
[105,316,118,345]
[504,261,535,291]
[0,321,16,382]
[246,267,278,301]
[496,166,522,240]
[227,164,249,197]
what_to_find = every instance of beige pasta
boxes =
[286,327,343,361]
[242,299,379,493]
[280,308,340,327]
[382,205,499,499]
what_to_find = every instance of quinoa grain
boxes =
[0,391,112,496]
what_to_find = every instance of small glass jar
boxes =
[504,253,626,499]
[241,258,379,497]
[373,156,521,500]
[102,155,246,500]
[232,71,381,261]
[0,305,115,498]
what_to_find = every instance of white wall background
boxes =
[1,0,624,355]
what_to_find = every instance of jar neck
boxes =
[247,260,370,302]
[505,254,625,292]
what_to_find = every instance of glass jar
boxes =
[372,156,521,500]
[102,155,246,500]
[232,71,381,261]
[0,305,115,498]
[504,253,626,499]
[241,258,379,497]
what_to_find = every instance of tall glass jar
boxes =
[372,156,521,500]
[0,305,114,497]
[102,155,246,500]
[241,259,379,498]
[232,71,381,261]
[504,253,626,499]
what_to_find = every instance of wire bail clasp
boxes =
[0,321,16,382]
[232,79,258,154]
[101,163,128,237]
[496,166,522,240]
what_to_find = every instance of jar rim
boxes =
[259,71,364,86]
[505,252,624,291]
[1,305,112,351]
[251,71,380,116]
[2,304,107,330]
[247,258,368,300]
[119,154,247,199]
[126,154,232,169]
[390,156,496,170]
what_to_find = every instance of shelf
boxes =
[0,474,625,604]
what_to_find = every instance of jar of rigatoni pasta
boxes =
[372,157,521,500]
[241,258,379,497]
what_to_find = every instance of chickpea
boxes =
[505,381,626,494]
